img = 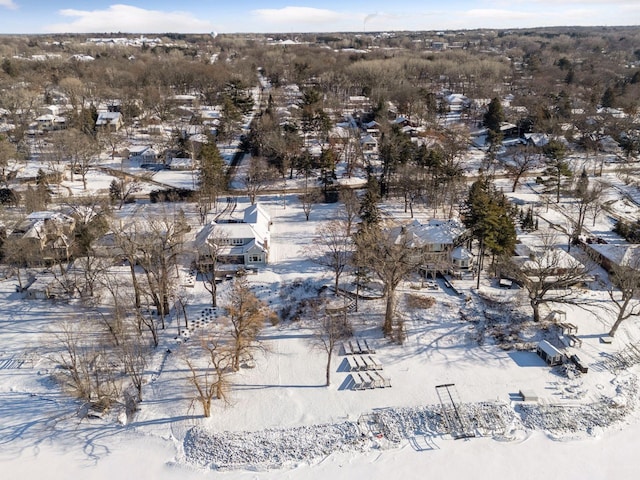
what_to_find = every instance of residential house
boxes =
[523,133,550,148]
[127,145,159,165]
[431,41,447,51]
[96,111,123,131]
[363,120,381,138]
[398,218,470,278]
[10,211,76,262]
[360,134,378,154]
[200,106,221,130]
[443,93,470,113]
[195,204,271,269]
[514,245,587,285]
[170,94,198,108]
[499,122,520,139]
[39,105,63,117]
[35,114,66,132]
[583,242,640,274]
[167,157,194,170]
[346,95,371,115]
[392,116,416,128]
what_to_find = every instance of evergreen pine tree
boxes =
[601,87,615,108]
[359,177,381,226]
[542,140,572,203]
[109,179,122,203]
[483,97,505,133]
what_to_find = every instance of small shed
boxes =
[536,340,564,366]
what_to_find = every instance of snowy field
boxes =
[3,185,640,479]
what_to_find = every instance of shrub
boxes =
[406,294,436,309]
[149,188,194,203]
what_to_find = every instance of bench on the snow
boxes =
[519,389,538,402]
[367,356,383,370]
[373,371,391,388]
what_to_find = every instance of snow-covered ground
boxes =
[3,190,640,479]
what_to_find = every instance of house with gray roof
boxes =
[584,243,640,273]
[396,218,471,278]
[195,204,271,270]
[96,111,123,131]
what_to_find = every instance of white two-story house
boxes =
[195,204,270,270]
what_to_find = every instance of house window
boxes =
[249,254,261,263]
[231,238,243,245]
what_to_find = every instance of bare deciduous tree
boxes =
[173,287,194,336]
[184,333,233,417]
[118,329,151,403]
[298,189,320,221]
[568,171,604,248]
[61,129,100,189]
[224,276,272,371]
[354,223,424,340]
[0,135,17,181]
[112,220,144,310]
[53,320,120,412]
[607,256,640,337]
[135,213,190,329]
[338,187,360,237]
[505,144,540,192]
[197,226,228,308]
[2,235,38,289]
[500,234,592,322]
[309,300,352,386]
[243,156,277,205]
[309,219,353,294]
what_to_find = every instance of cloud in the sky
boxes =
[251,6,346,26]
[363,12,411,24]
[0,0,17,10]
[45,4,212,33]
[362,11,436,29]
[527,0,637,4]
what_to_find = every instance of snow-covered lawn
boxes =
[3,192,640,479]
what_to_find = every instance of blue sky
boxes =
[0,1,638,34]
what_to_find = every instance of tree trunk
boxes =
[609,298,631,337]
[232,345,240,372]
[128,262,141,309]
[325,349,332,386]
[531,298,541,322]
[609,314,624,337]
[216,380,224,400]
[383,289,396,336]
[202,398,211,417]
[16,267,23,289]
